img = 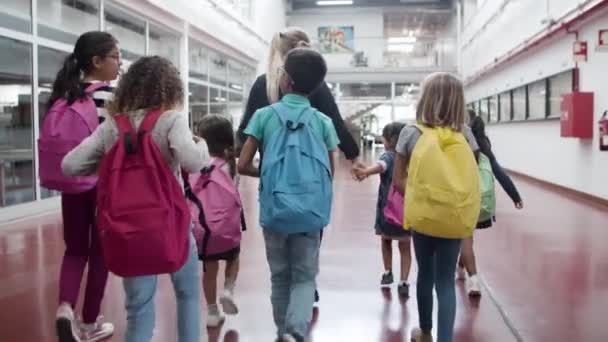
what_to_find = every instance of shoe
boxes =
[314,289,319,303]
[280,333,305,342]
[220,289,239,315]
[79,317,114,342]
[411,327,433,342]
[56,303,81,342]
[397,282,409,297]
[467,275,482,297]
[381,271,394,286]
[206,304,225,327]
[456,266,466,281]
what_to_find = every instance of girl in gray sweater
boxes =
[62,56,209,342]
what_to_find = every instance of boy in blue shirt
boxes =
[238,48,338,342]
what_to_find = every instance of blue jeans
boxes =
[123,233,201,342]
[412,232,462,342]
[263,229,321,338]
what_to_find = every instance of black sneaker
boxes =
[381,271,394,286]
[397,282,409,297]
[314,289,319,303]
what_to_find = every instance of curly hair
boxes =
[108,56,183,115]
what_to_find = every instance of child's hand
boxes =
[353,166,367,181]
[192,135,202,143]
[515,201,524,209]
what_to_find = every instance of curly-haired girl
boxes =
[62,55,211,342]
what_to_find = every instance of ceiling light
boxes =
[316,0,353,6]
[388,36,417,44]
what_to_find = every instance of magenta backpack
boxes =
[383,184,405,227]
[183,158,245,258]
[38,83,107,193]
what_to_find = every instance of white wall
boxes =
[287,9,385,69]
[462,3,608,199]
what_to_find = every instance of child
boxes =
[353,122,412,297]
[457,111,524,296]
[195,114,242,327]
[62,56,210,342]
[392,72,480,342]
[46,31,120,342]
[238,47,338,342]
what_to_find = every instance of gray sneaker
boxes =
[381,271,394,286]
[398,282,409,297]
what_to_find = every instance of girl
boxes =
[62,56,210,342]
[50,31,119,342]
[392,72,480,342]
[196,114,242,327]
[457,111,524,296]
[353,122,412,297]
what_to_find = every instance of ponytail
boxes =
[224,146,237,179]
[48,31,117,108]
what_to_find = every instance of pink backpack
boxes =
[184,158,243,258]
[383,184,405,227]
[96,110,191,277]
[38,83,107,193]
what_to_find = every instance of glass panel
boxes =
[394,83,420,103]
[340,83,391,100]
[149,24,180,67]
[189,39,209,80]
[512,86,527,121]
[0,37,34,206]
[0,0,31,33]
[549,71,573,118]
[105,5,145,62]
[189,83,209,128]
[209,51,227,86]
[489,95,499,123]
[227,91,243,127]
[228,61,246,93]
[528,79,547,119]
[499,91,511,121]
[38,0,99,45]
[209,87,227,115]
[38,47,70,199]
[478,99,489,123]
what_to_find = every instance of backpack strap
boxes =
[270,103,314,131]
[138,108,164,134]
[84,82,109,94]
[115,115,137,155]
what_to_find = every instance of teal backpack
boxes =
[478,153,496,222]
[259,103,333,233]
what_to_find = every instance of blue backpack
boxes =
[259,103,333,233]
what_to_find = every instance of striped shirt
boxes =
[81,82,114,122]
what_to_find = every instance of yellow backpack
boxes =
[403,124,480,239]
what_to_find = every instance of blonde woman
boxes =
[392,73,480,342]
[236,27,363,304]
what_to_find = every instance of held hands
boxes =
[349,159,368,181]
[192,135,202,143]
[515,201,524,210]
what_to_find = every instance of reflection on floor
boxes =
[1,152,607,341]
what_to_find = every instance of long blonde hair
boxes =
[266,27,310,103]
[416,72,467,131]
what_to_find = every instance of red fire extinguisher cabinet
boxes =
[560,92,594,139]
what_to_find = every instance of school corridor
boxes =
[0,154,606,342]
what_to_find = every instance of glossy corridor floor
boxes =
[2,154,608,342]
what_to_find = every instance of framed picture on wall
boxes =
[318,26,354,54]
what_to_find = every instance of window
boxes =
[105,5,145,62]
[0,0,31,33]
[189,83,209,127]
[189,39,209,81]
[340,83,391,100]
[228,61,246,92]
[209,51,227,86]
[38,0,100,45]
[549,70,573,118]
[149,24,180,67]
[209,87,227,116]
[512,86,527,121]
[39,47,70,199]
[528,79,547,119]
[499,91,512,121]
[227,91,243,126]
[489,95,499,123]
[0,37,34,207]
[478,99,489,122]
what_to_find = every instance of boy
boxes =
[238,48,338,342]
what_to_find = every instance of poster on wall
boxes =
[318,26,354,54]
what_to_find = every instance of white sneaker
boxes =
[467,275,482,297]
[206,305,225,327]
[56,303,81,342]
[456,266,466,281]
[80,317,114,342]
[220,290,239,315]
